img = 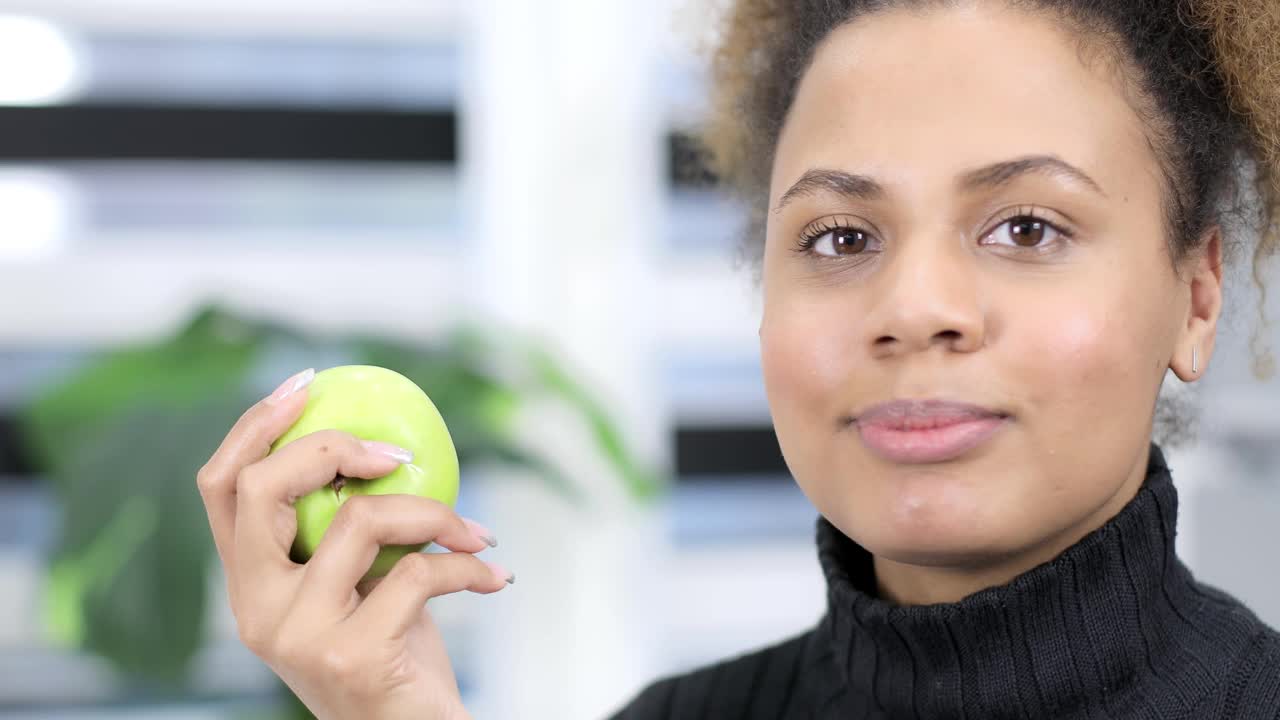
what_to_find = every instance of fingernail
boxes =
[269,368,315,404]
[486,561,515,585]
[361,440,414,464]
[462,517,498,548]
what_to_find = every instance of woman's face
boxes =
[761,3,1218,572]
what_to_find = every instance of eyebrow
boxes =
[772,154,1106,213]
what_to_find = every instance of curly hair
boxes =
[700,0,1280,385]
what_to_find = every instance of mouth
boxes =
[848,399,1010,464]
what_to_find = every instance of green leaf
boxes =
[47,396,248,681]
[20,304,261,482]
[17,302,264,683]
[521,343,667,503]
[395,324,668,502]
[464,435,586,507]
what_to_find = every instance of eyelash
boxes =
[793,206,1075,257]
[794,217,868,254]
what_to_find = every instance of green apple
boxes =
[269,365,460,580]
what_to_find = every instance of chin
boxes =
[837,482,1029,568]
[841,454,1027,556]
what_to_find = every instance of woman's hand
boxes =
[196,369,512,720]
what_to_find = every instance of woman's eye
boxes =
[809,228,879,257]
[984,215,1062,248]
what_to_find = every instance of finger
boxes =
[196,368,316,576]
[234,430,412,579]
[298,495,494,608]
[353,551,513,638]
[352,514,497,597]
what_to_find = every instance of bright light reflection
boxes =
[0,170,75,262]
[0,15,83,106]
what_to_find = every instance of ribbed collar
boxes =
[814,442,1235,719]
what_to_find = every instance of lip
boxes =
[852,398,1009,464]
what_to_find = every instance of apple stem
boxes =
[332,475,348,499]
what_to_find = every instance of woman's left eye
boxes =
[982,215,1066,249]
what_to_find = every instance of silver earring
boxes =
[1192,346,1199,375]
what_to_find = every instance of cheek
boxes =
[759,295,858,423]
[1032,310,1109,395]
[1011,284,1162,443]
[758,293,864,500]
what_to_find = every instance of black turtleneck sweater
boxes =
[607,443,1280,719]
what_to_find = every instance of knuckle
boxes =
[335,497,373,525]
[195,462,220,496]
[392,551,437,589]
[234,463,269,502]
[332,495,376,535]
[232,464,252,497]
[317,646,361,683]
[236,616,275,656]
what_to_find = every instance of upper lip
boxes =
[853,398,1007,427]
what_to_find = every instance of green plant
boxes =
[16,302,663,714]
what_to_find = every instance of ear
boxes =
[1169,228,1224,382]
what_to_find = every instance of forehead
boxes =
[772,3,1155,199]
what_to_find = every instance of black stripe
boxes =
[674,426,788,477]
[0,413,790,483]
[0,103,455,162]
[0,105,724,190]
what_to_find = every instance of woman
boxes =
[196,0,1280,717]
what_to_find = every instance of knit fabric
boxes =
[607,442,1280,719]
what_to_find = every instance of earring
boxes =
[1192,346,1199,375]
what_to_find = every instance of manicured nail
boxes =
[486,561,514,585]
[462,517,498,548]
[269,368,315,404]
[361,440,414,464]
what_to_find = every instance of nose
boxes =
[865,230,986,358]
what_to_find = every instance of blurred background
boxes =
[0,1,1276,719]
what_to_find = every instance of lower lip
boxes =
[855,416,1008,464]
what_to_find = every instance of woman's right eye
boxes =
[803,227,881,257]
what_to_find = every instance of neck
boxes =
[871,443,1152,605]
